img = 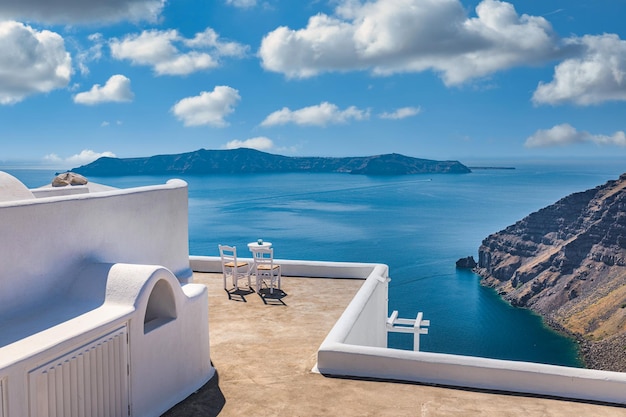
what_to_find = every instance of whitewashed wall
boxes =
[0,262,212,417]
[190,255,377,279]
[0,179,192,318]
[0,179,212,417]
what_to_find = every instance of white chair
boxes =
[218,244,250,290]
[252,247,281,294]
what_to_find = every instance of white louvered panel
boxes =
[29,325,129,417]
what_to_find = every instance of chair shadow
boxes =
[225,287,255,302]
[257,287,288,306]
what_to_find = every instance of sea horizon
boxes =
[3,153,626,171]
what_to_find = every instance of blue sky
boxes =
[1,0,626,168]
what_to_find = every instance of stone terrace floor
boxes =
[163,272,626,417]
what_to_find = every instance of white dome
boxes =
[0,171,35,202]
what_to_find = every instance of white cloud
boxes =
[0,0,164,24]
[185,28,248,57]
[43,150,116,165]
[73,75,134,105]
[101,120,123,127]
[223,136,274,151]
[525,124,626,148]
[110,28,248,76]
[379,106,421,120]
[225,0,257,9]
[75,33,105,76]
[171,85,240,127]
[261,102,370,127]
[259,0,559,85]
[0,21,71,105]
[532,34,626,106]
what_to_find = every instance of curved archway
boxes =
[144,279,177,333]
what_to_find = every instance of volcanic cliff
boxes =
[475,173,626,371]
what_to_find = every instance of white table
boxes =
[247,241,272,252]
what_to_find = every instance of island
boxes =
[71,148,471,176]
[474,173,626,372]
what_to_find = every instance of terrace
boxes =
[163,258,626,416]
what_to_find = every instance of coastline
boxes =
[579,333,626,373]
[542,320,626,373]
[477,269,626,373]
[540,317,586,368]
[472,171,626,373]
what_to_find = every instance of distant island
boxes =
[475,173,626,372]
[71,148,471,176]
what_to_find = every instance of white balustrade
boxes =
[386,310,430,351]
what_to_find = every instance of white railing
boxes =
[386,310,430,351]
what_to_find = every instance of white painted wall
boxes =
[0,177,213,417]
[0,179,193,319]
[190,255,376,279]
[0,262,212,417]
[105,264,212,417]
[30,185,90,198]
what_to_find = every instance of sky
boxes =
[1,0,626,169]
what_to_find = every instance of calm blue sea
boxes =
[4,159,625,367]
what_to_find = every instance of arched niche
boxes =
[144,279,177,334]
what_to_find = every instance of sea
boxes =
[4,158,625,367]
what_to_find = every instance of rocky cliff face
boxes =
[475,173,626,371]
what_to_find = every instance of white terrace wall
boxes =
[30,185,90,198]
[190,256,379,279]
[0,262,212,417]
[0,179,192,318]
[316,265,626,405]
[192,255,626,404]
[0,178,212,417]
[325,264,389,349]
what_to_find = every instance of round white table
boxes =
[247,241,272,252]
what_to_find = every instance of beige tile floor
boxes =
[163,273,626,417]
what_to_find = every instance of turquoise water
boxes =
[5,160,625,367]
